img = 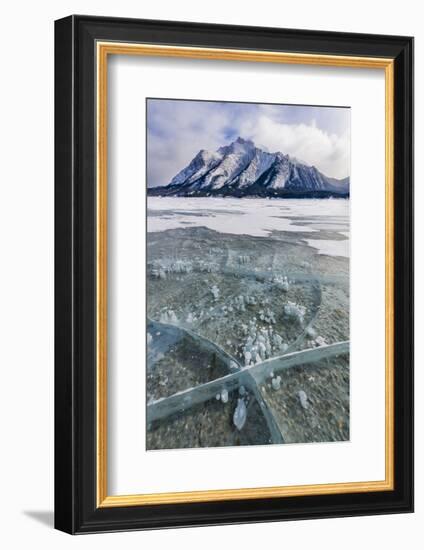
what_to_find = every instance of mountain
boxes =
[148,137,349,198]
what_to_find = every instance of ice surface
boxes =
[146,194,350,448]
[146,341,349,424]
[147,197,349,258]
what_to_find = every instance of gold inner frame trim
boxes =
[96,41,395,508]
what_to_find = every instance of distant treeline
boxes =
[147,186,349,199]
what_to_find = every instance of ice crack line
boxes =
[147,340,349,426]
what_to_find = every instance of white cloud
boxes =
[239,115,350,179]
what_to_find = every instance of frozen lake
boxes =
[147,197,349,258]
[146,196,350,449]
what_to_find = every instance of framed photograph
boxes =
[54,15,413,533]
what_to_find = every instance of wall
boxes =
[0,0,420,547]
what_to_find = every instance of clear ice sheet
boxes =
[146,198,350,450]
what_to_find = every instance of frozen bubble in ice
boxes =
[315,336,327,347]
[306,326,316,339]
[210,285,220,300]
[258,342,267,360]
[221,388,229,403]
[271,376,281,391]
[272,334,283,348]
[298,390,309,409]
[229,360,239,371]
[283,301,305,325]
[160,309,177,324]
[274,275,289,292]
[233,398,247,431]
[168,310,178,324]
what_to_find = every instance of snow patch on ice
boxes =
[147,197,349,258]
[304,237,349,258]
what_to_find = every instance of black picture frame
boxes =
[55,14,414,534]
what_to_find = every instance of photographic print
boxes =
[55,18,413,532]
[146,98,350,450]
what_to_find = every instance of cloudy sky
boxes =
[147,98,350,187]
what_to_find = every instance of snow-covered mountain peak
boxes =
[198,148,222,162]
[218,136,255,156]
[156,138,349,198]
